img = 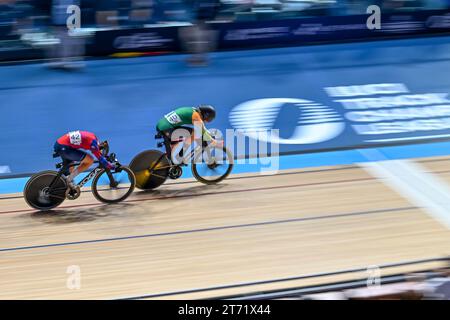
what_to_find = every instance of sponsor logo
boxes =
[381,15,424,33]
[229,98,344,145]
[381,21,423,33]
[426,14,450,29]
[225,27,290,41]
[327,83,450,143]
[113,33,173,49]
[229,83,450,146]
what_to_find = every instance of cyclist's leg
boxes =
[54,142,73,176]
[69,154,94,181]
[55,144,91,185]
[157,128,173,157]
[157,127,189,159]
[170,127,194,164]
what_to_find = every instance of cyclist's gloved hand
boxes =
[100,157,115,170]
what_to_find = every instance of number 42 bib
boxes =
[69,131,82,145]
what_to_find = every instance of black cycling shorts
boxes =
[157,126,194,145]
[54,142,87,162]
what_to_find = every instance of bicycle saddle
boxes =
[55,161,81,169]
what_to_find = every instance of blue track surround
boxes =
[1,35,450,196]
[1,140,449,194]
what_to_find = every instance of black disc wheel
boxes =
[129,150,170,190]
[23,170,67,211]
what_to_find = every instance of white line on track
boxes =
[359,149,450,229]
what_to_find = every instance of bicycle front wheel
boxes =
[91,166,135,204]
[192,146,234,185]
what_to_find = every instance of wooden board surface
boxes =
[0,158,449,299]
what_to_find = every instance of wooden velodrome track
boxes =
[0,156,449,299]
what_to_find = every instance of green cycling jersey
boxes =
[156,107,213,141]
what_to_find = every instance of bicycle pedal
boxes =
[157,142,164,148]
[66,186,81,200]
[168,166,183,179]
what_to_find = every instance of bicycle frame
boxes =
[48,161,115,195]
[77,167,103,188]
[148,137,218,178]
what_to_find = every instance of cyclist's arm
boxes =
[90,139,109,166]
[192,111,213,142]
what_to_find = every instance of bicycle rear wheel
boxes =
[23,170,67,211]
[91,166,135,204]
[192,146,234,185]
[129,150,170,190]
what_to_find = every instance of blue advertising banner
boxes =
[2,9,450,61]
[1,35,450,176]
[216,9,450,49]
[87,9,450,56]
[89,25,182,55]
[228,83,450,155]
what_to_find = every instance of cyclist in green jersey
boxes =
[156,105,221,160]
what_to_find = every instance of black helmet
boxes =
[197,104,216,122]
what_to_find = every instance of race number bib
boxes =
[69,131,82,145]
[164,111,182,125]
